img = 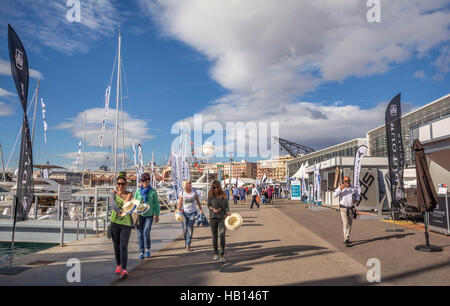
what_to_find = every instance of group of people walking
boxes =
[110,171,360,280]
[110,173,232,279]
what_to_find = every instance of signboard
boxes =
[290,181,301,200]
[58,185,72,201]
[428,195,450,235]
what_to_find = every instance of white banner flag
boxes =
[354,145,368,195]
[314,163,321,203]
[41,98,47,144]
[99,85,111,147]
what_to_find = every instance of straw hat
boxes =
[120,200,137,216]
[136,201,150,214]
[174,209,183,222]
[225,213,243,231]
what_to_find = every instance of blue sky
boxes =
[0,0,449,170]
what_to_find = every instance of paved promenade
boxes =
[1,199,449,286]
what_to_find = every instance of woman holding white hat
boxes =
[134,172,160,259]
[110,172,133,279]
[177,180,204,251]
[207,180,231,263]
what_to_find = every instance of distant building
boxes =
[257,155,293,182]
[201,160,257,179]
[287,139,367,177]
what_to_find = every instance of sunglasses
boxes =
[213,187,219,190]
[344,180,350,183]
[117,182,126,186]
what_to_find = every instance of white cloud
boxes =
[58,151,133,170]
[0,59,44,79]
[413,70,426,79]
[55,107,155,148]
[433,46,450,81]
[0,0,121,55]
[139,0,449,151]
[0,88,15,97]
[0,102,14,116]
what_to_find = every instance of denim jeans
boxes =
[137,215,154,254]
[181,211,197,247]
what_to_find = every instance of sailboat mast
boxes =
[0,142,6,182]
[114,30,122,180]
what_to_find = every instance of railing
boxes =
[76,217,106,240]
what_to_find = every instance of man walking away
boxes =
[333,176,359,247]
[250,184,260,209]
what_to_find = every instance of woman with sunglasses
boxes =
[110,172,133,279]
[334,176,359,247]
[207,180,231,263]
[177,179,204,251]
[134,172,160,259]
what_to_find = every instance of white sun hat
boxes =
[174,209,183,222]
[225,213,243,231]
[120,199,138,216]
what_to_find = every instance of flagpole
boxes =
[0,142,6,182]
[114,29,122,181]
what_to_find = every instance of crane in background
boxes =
[273,137,315,158]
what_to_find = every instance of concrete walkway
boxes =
[0,211,183,285]
[114,203,376,286]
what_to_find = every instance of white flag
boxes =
[99,85,111,147]
[41,98,47,144]
[354,145,368,195]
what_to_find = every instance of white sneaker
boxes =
[219,256,226,263]
[212,255,219,261]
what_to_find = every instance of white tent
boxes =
[291,163,305,180]
[221,178,257,188]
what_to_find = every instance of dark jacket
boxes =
[207,196,230,219]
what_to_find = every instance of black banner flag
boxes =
[385,93,406,210]
[8,24,34,220]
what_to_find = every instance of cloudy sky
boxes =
[0,0,449,170]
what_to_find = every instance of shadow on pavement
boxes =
[350,233,415,247]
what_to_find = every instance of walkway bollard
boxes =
[34,195,38,220]
[60,200,65,247]
[81,196,85,220]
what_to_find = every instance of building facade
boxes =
[287,139,367,178]
[367,94,450,167]
[257,155,293,182]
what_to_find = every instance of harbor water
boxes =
[0,242,58,264]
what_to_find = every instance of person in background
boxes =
[333,176,359,247]
[232,185,239,204]
[207,180,231,263]
[250,184,260,209]
[110,172,133,279]
[135,172,160,259]
[239,186,246,204]
[267,185,273,203]
[274,185,279,199]
[177,179,204,251]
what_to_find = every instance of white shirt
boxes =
[181,190,198,213]
[252,188,260,196]
[334,186,359,208]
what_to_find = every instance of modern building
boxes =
[257,155,293,182]
[367,94,450,167]
[287,139,367,179]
